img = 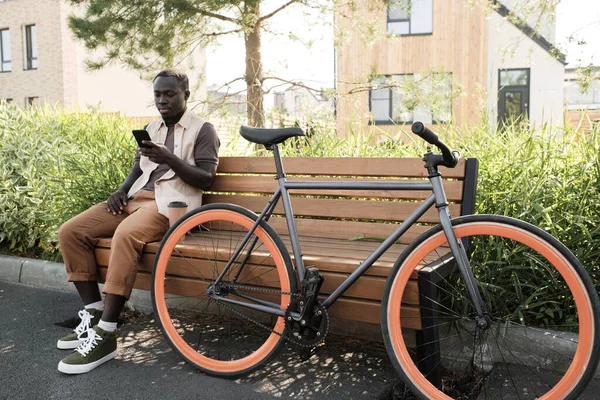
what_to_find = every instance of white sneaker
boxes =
[56,308,102,349]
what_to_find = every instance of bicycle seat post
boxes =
[270,144,286,180]
[269,143,307,281]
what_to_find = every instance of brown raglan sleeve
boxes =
[194,122,220,166]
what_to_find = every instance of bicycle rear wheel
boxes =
[151,203,296,377]
[382,214,600,399]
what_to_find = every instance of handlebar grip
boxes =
[411,122,439,145]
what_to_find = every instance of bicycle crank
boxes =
[285,300,330,348]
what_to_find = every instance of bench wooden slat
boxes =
[204,194,460,223]
[95,234,448,279]
[210,175,465,202]
[218,157,466,179]
[265,217,430,244]
[95,218,431,246]
[96,245,397,278]
[96,247,418,303]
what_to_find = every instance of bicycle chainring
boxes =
[285,300,330,347]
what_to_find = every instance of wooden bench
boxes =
[94,156,478,333]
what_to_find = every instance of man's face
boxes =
[153,76,189,118]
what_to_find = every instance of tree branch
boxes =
[205,28,244,37]
[263,76,323,93]
[258,0,301,23]
[216,77,247,91]
[195,8,238,23]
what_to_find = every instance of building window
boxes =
[0,29,10,72]
[387,0,433,36]
[26,96,38,107]
[369,72,452,124]
[498,68,530,126]
[1,98,13,103]
[25,24,38,70]
[565,78,600,106]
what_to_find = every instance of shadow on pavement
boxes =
[113,310,398,399]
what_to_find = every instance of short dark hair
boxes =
[154,69,189,91]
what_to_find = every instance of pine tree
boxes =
[68,0,314,127]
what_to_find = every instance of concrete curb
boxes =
[0,255,150,313]
[0,255,72,289]
[0,255,27,283]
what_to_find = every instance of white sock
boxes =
[97,319,118,332]
[85,300,104,311]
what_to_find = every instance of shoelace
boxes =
[74,309,93,338]
[76,328,102,357]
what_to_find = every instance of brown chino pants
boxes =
[57,190,169,299]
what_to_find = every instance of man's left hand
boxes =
[140,141,175,165]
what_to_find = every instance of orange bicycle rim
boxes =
[153,209,291,373]
[387,222,594,400]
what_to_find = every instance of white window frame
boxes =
[24,24,38,70]
[0,28,11,72]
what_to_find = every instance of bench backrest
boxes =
[205,157,479,243]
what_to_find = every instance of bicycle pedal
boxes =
[301,267,324,297]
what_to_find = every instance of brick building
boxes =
[0,0,205,117]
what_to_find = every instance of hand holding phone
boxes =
[132,129,152,148]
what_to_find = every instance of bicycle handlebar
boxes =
[411,122,460,168]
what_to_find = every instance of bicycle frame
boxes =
[211,145,486,321]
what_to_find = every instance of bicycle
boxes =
[150,122,600,399]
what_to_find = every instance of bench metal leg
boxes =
[415,253,456,389]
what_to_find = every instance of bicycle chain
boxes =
[214,283,330,348]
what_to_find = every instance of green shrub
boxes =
[458,123,599,283]
[2,101,598,295]
[0,103,135,257]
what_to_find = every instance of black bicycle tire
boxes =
[381,214,600,400]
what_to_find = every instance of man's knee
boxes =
[112,214,168,246]
[112,225,145,252]
[57,218,77,245]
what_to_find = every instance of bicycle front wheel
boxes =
[151,204,296,377]
[382,214,600,400]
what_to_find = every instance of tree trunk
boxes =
[244,1,264,128]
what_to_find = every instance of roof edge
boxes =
[492,0,567,65]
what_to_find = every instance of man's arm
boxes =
[106,151,143,215]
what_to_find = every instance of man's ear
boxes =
[184,90,190,100]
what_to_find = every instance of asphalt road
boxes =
[0,281,397,400]
[3,281,600,400]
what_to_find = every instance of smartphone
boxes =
[132,129,152,148]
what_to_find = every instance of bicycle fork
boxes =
[431,176,490,329]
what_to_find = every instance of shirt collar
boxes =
[160,107,192,130]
